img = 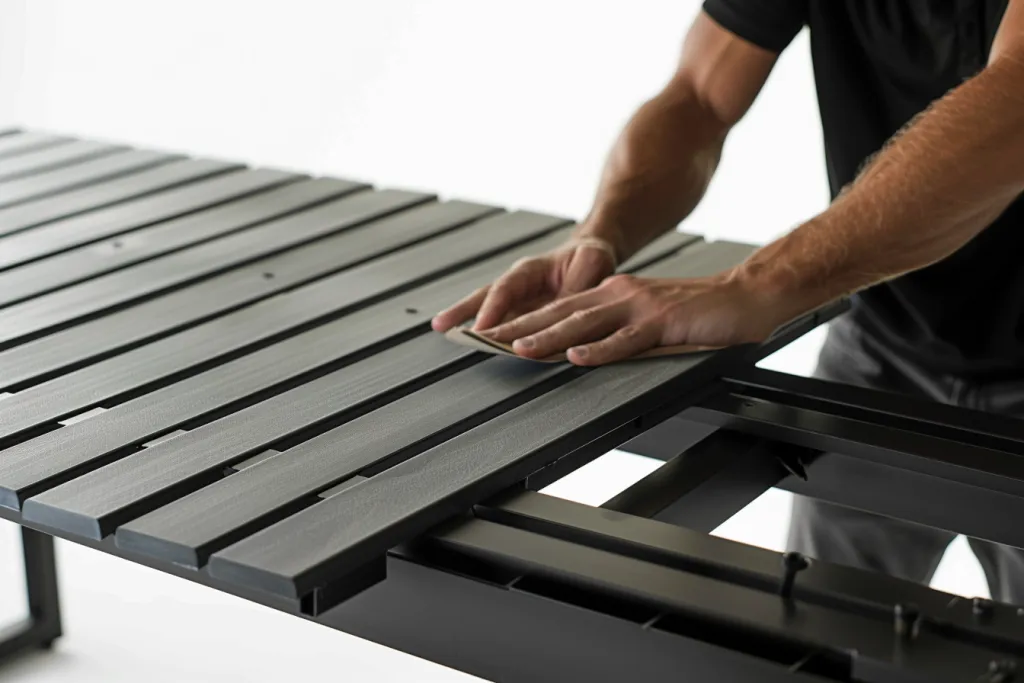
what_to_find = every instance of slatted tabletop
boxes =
[0,128,819,610]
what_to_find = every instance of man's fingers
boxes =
[431,286,488,332]
[567,323,661,366]
[472,261,544,331]
[512,302,628,359]
[473,283,519,331]
[484,287,610,343]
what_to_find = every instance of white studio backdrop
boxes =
[0,1,991,681]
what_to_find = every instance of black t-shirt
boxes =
[703,0,1023,378]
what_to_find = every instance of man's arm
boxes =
[485,0,1024,366]
[735,0,1024,323]
[432,10,781,333]
[572,11,779,263]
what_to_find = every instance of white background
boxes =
[0,1,991,681]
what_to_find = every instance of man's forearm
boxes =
[737,48,1024,320]
[573,81,729,263]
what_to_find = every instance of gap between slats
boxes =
[8,231,699,541]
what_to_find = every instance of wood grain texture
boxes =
[0,140,125,182]
[0,167,316,271]
[0,157,239,247]
[0,132,71,160]
[206,242,756,598]
[23,333,477,540]
[114,357,574,566]
[317,476,370,500]
[0,171,318,307]
[109,231,703,567]
[0,187,432,344]
[0,208,561,390]
[0,149,175,208]
[0,224,576,509]
[0,204,533,432]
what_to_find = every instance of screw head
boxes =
[893,603,921,639]
[782,551,810,571]
[989,658,1017,675]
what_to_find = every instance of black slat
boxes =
[0,157,239,245]
[0,205,547,392]
[0,184,418,338]
[0,132,71,160]
[109,233,700,566]
[727,367,1024,454]
[685,393,1024,499]
[23,334,480,539]
[423,520,1001,679]
[0,171,318,306]
[0,224,576,509]
[204,242,758,599]
[481,490,1024,647]
[0,149,175,208]
[0,140,125,182]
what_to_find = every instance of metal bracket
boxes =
[0,527,62,665]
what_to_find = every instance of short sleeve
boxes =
[702,0,808,53]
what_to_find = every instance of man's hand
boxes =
[477,270,797,366]
[431,237,618,333]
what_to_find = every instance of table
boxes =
[2,128,1024,683]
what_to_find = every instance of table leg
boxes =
[0,528,62,664]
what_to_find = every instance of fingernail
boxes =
[478,329,496,338]
[517,337,535,349]
[570,346,588,358]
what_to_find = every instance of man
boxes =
[432,1,1024,603]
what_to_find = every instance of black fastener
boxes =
[779,552,809,599]
[974,597,995,618]
[893,603,921,641]
[986,659,1017,682]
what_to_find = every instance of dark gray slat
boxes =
[0,149,175,208]
[0,140,126,182]
[230,450,280,472]
[205,241,758,599]
[0,133,71,160]
[0,223,577,510]
[0,157,240,244]
[0,167,320,272]
[0,184,421,337]
[0,171,321,307]
[318,477,369,499]
[0,205,547,393]
[23,333,480,540]
[0,202,501,433]
[110,233,703,567]
[0,211,682,431]
[116,358,575,565]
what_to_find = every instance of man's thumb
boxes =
[562,247,614,294]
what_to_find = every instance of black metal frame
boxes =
[6,127,1024,681]
[4,362,1024,681]
[0,527,61,664]
[678,366,1024,551]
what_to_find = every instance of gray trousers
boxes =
[786,315,1024,605]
